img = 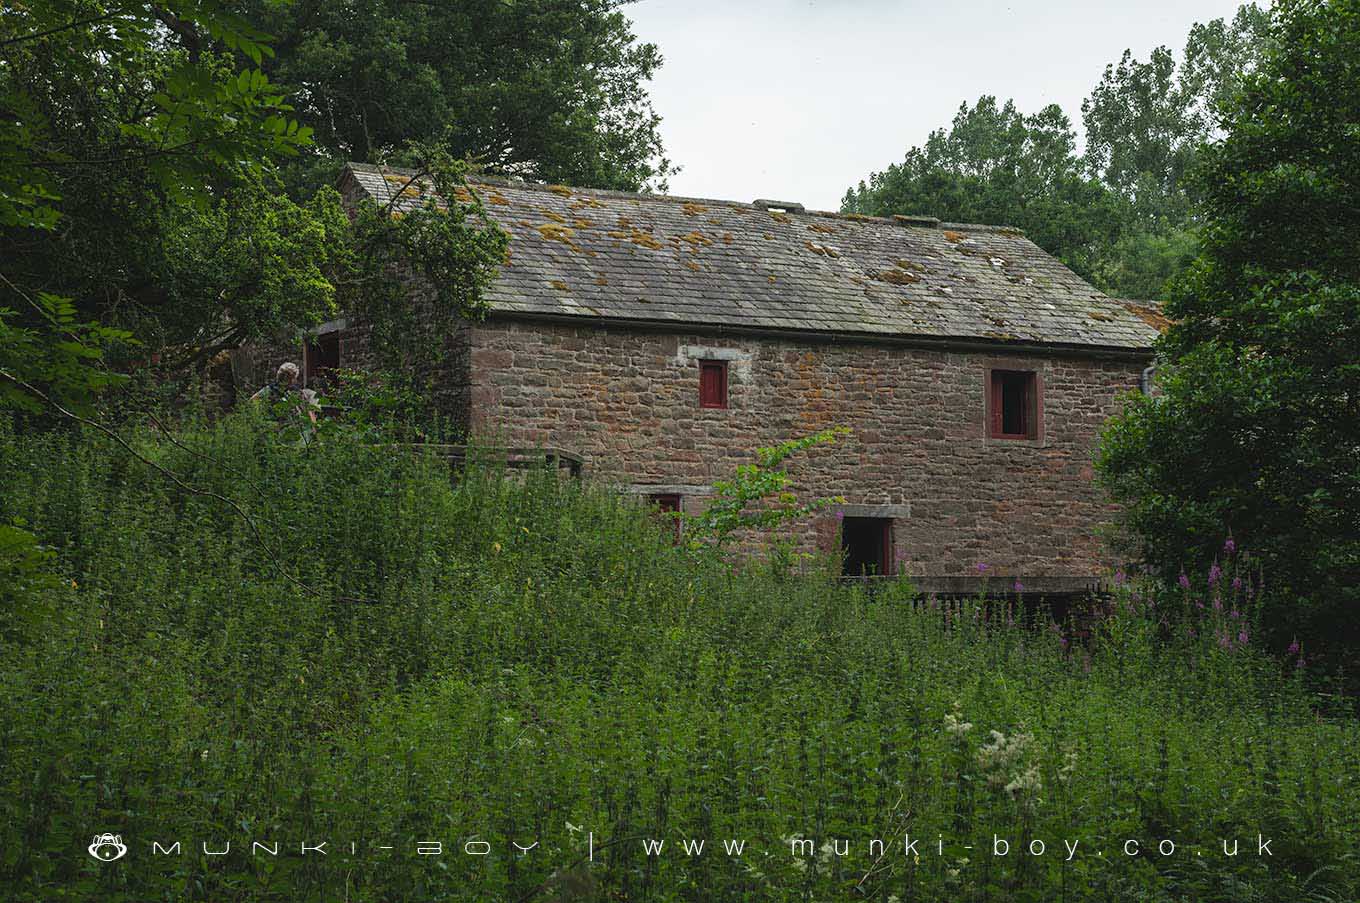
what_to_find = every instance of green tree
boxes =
[1082,3,1269,227]
[234,0,673,193]
[0,0,313,410]
[844,6,1269,302]
[841,97,1125,283]
[1097,0,1360,664]
[2,2,509,412]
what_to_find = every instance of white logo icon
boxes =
[88,834,127,862]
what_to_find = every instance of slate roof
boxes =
[343,163,1159,353]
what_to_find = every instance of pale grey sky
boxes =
[625,0,1249,210]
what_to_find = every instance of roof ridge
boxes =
[341,162,1024,236]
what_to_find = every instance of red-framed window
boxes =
[648,493,682,542]
[988,369,1038,440]
[699,360,728,408]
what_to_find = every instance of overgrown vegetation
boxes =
[1,413,1356,902]
[1097,0,1360,671]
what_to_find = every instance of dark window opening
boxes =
[648,493,682,543]
[989,370,1037,439]
[841,517,893,577]
[304,332,341,388]
[699,360,728,408]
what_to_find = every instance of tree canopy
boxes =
[234,0,673,193]
[843,4,1270,302]
[841,97,1124,285]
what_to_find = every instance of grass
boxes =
[0,412,1357,902]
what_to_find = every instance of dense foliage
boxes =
[0,0,314,409]
[2,0,658,417]
[1,413,1356,902]
[842,5,1268,301]
[234,0,673,193]
[1098,0,1360,668]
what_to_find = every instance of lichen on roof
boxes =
[341,163,1160,352]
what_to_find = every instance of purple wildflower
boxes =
[1013,580,1024,593]
[1231,576,1242,592]
[1287,638,1300,655]
[1238,630,1249,646]
[1208,562,1222,586]
[1224,537,1236,554]
[834,509,844,522]
[1229,609,1240,619]
[1178,572,1191,590]
[1114,569,1127,586]
[976,562,989,573]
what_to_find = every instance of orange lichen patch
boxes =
[604,227,663,250]
[518,219,534,227]
[485,190,511,206]
[808,222,839,235]
[536,223,577,247]
[1122,300,1173,332]
[547,184,573,197]
[896,259,926,272]
[550,280,570,291]
[804,241,840,258]
[707,217,723,226]
[1088,310,1116,322]
[502,246,513,266]
[763,232,775,241]
[540,210,566,223]
[595,275,609,285]
[685,260,701,272]
[572,218,592,230]
[943,229,965,243]
[769,211,792,224]
[843,213,874,222]
[872,269,921,286]
[767,275,778,284]
[400,185,423,198]
[681,202,709,216]
[722,232,734,243]
[383,173,428,193]
[680,230,714,248]
[617,215,632,227]
[570,197,605,209]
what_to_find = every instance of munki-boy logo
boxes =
[88,834,127,862]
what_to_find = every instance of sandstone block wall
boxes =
[467,318,1147,578]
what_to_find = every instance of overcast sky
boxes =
[625,0,1249,210]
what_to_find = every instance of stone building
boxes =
[307,163,1162,592]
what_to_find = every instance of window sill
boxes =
[983,435,1047,448]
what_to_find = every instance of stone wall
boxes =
[467,317,1148,578]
